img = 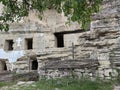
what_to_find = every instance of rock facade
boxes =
[0,0,120,79]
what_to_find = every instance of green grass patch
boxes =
[0,82,14,88]
[0,77,115,90]
[17,78,114,90]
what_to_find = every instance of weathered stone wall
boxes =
[0,8,81,71]
[39,69,97,79]
[37,0,120,79]
[71,0,120,78]
[0,0,119,79]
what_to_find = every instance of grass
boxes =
[0,77,115,90]
[14,77,114,90]
[0,82,14,88]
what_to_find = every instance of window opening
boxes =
[5,40,13,51]
[55,34,64,47]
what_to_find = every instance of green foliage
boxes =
[0,82,13,88]
[113,69,120,84]
[12,77,113,90]
[0,0,103,31]
[0,77,115,90]
[0,82,7,87]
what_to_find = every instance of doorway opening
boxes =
[0,60,7,72]
[3,62,7,70]
[32,60,38,70]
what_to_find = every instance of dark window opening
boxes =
[25,38,33,50]
[32,60,38,70]
[5,40,13,51]
[55,34,64,47]
[4,63,7,70]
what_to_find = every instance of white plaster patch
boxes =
[0,49,24,63]
[16,37,23,46]
[40,33,44,37]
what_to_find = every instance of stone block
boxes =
[104,69,112,77]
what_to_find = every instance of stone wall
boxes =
[0,0,119,79]
[39,69,97,79]
[72,0,120,78]
[37,0,120,79]
[0,8,81,63]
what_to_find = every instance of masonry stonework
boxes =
[0,0,120,79]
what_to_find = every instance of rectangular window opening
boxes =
[55,33,64,48]
[5,40,14,51]
[25,38,33,50]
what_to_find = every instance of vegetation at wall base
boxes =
[0,77,115,90]
[0,82,14,88]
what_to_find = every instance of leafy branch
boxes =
[0,0,103,31]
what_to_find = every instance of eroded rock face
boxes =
[0,0,119,79]
[12,0,120,77]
